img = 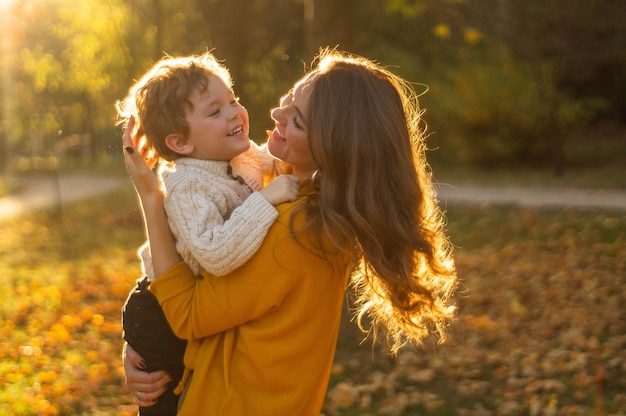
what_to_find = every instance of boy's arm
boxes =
[166,178,279,276]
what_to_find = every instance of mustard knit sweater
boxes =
[151,188,351,415]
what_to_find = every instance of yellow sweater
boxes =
[151,190,351,415]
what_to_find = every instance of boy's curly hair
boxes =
[116,53,231,162]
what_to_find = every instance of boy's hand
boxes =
[259,174,300,205]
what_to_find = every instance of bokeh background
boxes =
[1,0,625,175]
[1,1,625,415]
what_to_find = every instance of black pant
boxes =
[122,277,187,416]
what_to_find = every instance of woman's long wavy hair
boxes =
[300,50,457,353]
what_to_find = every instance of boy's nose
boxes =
[227,106,240,120]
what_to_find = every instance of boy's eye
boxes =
[209,109,220,117]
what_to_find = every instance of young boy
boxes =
[116,53,299,415]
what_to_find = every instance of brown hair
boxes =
[302,50,457,352]
[116,53,232,161]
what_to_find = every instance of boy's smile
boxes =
[181,74,251,161]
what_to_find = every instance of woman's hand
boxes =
[123,343,172,407]
[122,116,182,276]
[122,116,160,201]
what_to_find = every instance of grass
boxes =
[1,186,625,415]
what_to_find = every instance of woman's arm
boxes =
[150,194,347,341]
[122,117,182,276]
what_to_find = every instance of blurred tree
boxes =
[193,0,249,90]
[458,0,622,170]
[5,0,130,167]
[502,0,626,121]
[191,0,306,138]
[303,0,356,57]
[1,0,623,172]
[0,2,12,173]
[51,0,131,161]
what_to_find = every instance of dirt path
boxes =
[1,174,625,223]
[436,183,626,212]
[0,173,130,222]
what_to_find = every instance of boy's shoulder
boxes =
[159,158,232,189]
[160,158,231,176]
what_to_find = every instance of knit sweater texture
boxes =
[150,188,351,415]
[140,143,278,278]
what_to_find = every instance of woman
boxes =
[122,50,457,415]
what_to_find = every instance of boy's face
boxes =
[184,75,250,161]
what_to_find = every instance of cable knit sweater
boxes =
[139,142,279,279]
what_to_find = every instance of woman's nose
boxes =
[270,106,283,122]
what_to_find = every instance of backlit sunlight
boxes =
[0,0,15,10]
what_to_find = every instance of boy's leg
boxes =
[122,277,187,416]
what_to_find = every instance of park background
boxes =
[1,0,625,415]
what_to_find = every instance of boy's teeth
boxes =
[228,126,243,135]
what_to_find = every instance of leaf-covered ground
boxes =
[0,189,143,416]
[0,190,624,415]
[325,206,626,415]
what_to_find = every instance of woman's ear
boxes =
[165,134,194,155]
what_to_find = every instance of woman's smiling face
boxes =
[267,71,319,180]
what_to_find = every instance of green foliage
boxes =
[4,0,131,167]
[424,46,609,166]
[241,42,298,140]
[383,0,427,18]
[504,0,626,119]
[1,0,624,172]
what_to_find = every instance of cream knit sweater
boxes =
[140,142,279,279]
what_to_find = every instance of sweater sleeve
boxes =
[165,175,279,277]
[150,205,307,340]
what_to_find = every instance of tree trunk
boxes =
[195,0,249,89]
[0,130,7,173]
[304,0,355,59]
[152,0,165,60]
